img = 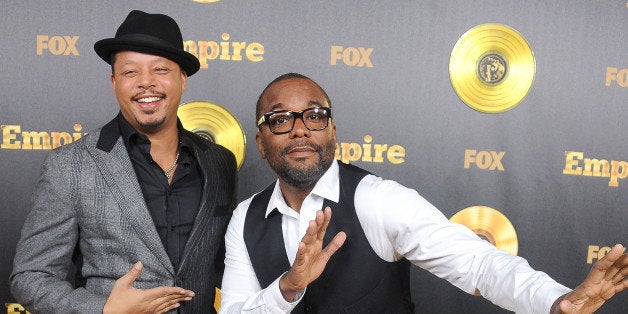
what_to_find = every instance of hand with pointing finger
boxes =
[103,262,195,314]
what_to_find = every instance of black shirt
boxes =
[116,113,203,271]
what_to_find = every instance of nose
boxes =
[138,72,156,89]
[289,117,310,138]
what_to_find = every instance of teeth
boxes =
[137,97,161,103]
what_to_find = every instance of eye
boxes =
[154,67,171,74]
[270,116,288,126]
[306,112,323,121]
[122,70,137,78]
[269,113,292,126]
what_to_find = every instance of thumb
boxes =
[559,298,575,313]
[324,231,347,257]
[118,261,143,287]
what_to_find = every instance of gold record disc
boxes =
[449,23,535,113]
[449,206,518,255]
[178,101,246,170]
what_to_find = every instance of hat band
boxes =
[117,33,180,50]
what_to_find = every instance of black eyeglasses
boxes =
[257,107,332,135]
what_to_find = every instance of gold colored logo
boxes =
[605,67,628,87]
[449,24,535,113]
[330,46,374,67]
[450,206,518,255]
[5,303,31,314]
[463,149,505,171]
[563,151,628,187]
[335,135,405,165]
[177,101,246,169]
[184,33,264,69]
[36,35,79,56]
[1,124,86,150]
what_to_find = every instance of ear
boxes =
[180,70,187,92]
[110,73,116,89]
[255,130,266,159]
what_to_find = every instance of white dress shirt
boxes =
[220,160,571,313]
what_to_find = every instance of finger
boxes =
[614,253,628,272]
[601,244,624,267]
[147,286,195,300]
[322,231,346,259]
[301,210,326,245]
[613,262,628,292]
[116,261,143,288]
[620,278,628,293]
[587,244,625,283]
[300,220,319,246]
[293,241,308,268]
[317,207,333,241]
[155,299,181,314]
[558,298,576,313]
[314,208,325,226]
[313,210,325,237]
[610,255,627,284]
[150,291,192,314]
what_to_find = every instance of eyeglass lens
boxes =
[268,107,330,134]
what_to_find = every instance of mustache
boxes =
[131,90,166,101]
[281,140,321,155]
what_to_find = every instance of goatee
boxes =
[274,140,335,190]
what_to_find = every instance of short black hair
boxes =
[255,73,332,123]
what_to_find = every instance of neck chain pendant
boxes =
[164,151,180,179]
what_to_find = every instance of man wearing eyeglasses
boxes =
[219,73,627,313]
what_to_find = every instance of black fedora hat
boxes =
[94,10,200,76]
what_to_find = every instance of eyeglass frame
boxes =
[256,106,333,135]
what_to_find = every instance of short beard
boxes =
[131,90,167,133]
[273,140,335,190]
[136,115,166,133]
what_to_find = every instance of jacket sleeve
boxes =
[10,149,107,314]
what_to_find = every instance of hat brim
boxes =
[94,37,200,76]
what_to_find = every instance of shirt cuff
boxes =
[529,281,571,314]
[268,273,306,311]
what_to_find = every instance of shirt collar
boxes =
[264,160,340,218]
[115,112,192,154]
[117,112,140,149]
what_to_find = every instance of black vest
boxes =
[244,162,414,313]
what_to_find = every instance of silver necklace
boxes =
[163,151,180,179]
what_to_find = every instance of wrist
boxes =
[549,294,567,314]
[279,273,305,302]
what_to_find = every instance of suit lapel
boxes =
[177,143,216,271]
[86,134,175,275]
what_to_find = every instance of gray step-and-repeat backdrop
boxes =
[1,1,626,313]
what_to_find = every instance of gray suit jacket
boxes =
[10,117,237,314]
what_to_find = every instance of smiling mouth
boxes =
[136,96,163,103]
[133,94,165,112]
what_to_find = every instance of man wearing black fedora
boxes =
[11,10,237,314]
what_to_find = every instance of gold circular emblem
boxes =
[178,101,246,169]
[449,23,535,113]
[449,206,518,255]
